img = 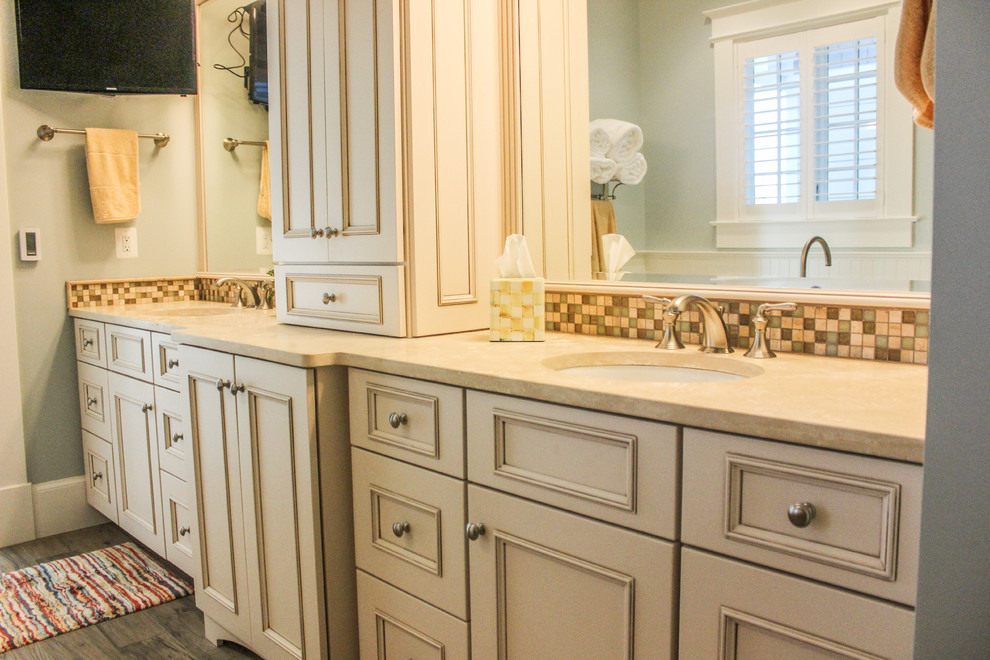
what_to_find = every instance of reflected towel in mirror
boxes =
[591,200,617,273]
[614,153,648,185]
[258,140,271,220]
[591,156,618,184]
[590,122,611,157]
[592,118,644,163]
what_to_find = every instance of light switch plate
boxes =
[19,228,40,261]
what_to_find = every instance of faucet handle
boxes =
[643,296,685,350]
[642,295,672,310]
[745,302,796,359]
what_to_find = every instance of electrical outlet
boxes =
[256,226,273,255]
[115,227,138,259]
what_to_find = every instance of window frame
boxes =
[708,0,916,249]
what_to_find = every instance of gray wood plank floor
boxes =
[0,523,260,659]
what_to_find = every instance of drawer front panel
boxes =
[352,448,467,619]
[160,470,195,577]
[276,264,405,336]
[151,333,182,391]
[77,361,111,440]
[107,324,153,382]
[349,369,465,478]
[155,386,187,480]
[682,428,923,606]
[467,390,679,539]
[83,430,117,523]
[74,319,106,368]
[357,571,470,660]
[679,548,915,660]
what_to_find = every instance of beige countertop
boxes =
[70,302,928,463]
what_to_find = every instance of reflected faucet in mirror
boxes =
[800,236,833,278]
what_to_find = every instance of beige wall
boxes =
[1,0,199,483]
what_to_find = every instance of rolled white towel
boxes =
[613,153,648,185]
[592,118,644,163]
[590,123,612,158]
[590,157,618,184]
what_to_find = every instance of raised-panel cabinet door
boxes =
[233,356,324,660]
[467,485,677,660]
[181,346,252,643]
[270,0,333,263]
[108,371,165,555]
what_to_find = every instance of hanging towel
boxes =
[895,0,936,129]
[614,153,648,185]
[85,128,140,223]
[590,199,617,273]
[590,157,618,184]
[592,118,644,164]
[590,122,612,158]
[258,140,272,220]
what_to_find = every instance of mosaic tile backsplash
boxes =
[545,292,928,365]
[67,277,928,365]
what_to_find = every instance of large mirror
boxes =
[196,0,272,274]
[584,0,933,293]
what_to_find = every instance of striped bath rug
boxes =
[0,542,192,652]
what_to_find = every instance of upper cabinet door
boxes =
[270,0,332,263]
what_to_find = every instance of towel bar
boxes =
[223,138,267,152]
[36,125,170,148]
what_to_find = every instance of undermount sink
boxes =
[157,307,246,317]
[543,351,764,384]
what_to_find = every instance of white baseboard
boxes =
[0,482,36,548]
[32,476,107,540]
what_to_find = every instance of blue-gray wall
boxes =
[914,0,990,655]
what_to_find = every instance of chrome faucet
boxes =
[216,277,260,308]
[669,294,734,354]
[800,236,832,277]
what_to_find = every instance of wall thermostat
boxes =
[19,229,40,261]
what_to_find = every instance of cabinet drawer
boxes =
[77,361,111,440]
[357,571,470,660]
[152,333,182,391]
[349,369,465,478]
[682,428,922,606]
[160,470,195,577]
[155,386,187,480]
[466,390,680,540]
[276,264,406,337]
[106,324,154,382]
[352,448,467,619]
[83,430,117,523]
[679,548,914,659]
[74,318,106,368]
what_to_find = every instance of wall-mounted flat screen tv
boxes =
[14,0,197,95]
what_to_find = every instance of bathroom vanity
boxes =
[68,302,926,659]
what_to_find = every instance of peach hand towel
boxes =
[85,128,140,223]
[591,199,617,273]
[895,0,936,129]
[258,140,272,220]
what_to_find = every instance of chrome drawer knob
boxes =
[230,383,246,394]
[82,337,94,347]
[388,412,408,429]
[86,396,99,407]
[466,522,487,541]
[310,227,325,239]
[322,293,337,304]
[392,522,411,538]
[324,227,339,238]
[178,526,191,537]
[787,502,817,528]
[167,358,179,369]
[92,471,103,485]
[216,379,231,391]
[141,403,153,413]
[172,432,183,444]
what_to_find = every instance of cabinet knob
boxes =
[388,412,408,429]
[92,471,103,485]
[86,396,99,407]
[324,227,339,238]
[230,383,246,394]
[168,358,180,369]
[178,526,191,537]
[787,502,817,528]
[216,379,231,391]
[142,403,153,413]
[392,522,411,538]
[322,293,337,304]
[82,337,94,347]
[466,522,487,541]
[310,227,325,239]
[172,432,184,444]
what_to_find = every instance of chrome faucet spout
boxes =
[670,294,733,354]
[800,236,832,277]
